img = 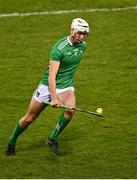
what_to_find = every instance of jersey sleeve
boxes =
[49,47,62,62]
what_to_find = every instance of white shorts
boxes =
[33,84,74,104]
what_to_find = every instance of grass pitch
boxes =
[0,0,137,178]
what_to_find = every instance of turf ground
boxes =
[0,0,137,178]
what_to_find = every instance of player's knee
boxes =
[25,113,37,123]
[64,109,75,119]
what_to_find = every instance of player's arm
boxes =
[48,60,61,107]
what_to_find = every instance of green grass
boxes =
[0,0,137,178]
[0,0,137,13]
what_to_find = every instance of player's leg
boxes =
[50,90,76,140]
[6,97,46,155]
[19,97,46,128]
[46,90,76,154]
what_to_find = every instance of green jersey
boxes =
[41,36,87,88]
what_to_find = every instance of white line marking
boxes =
[0,6,137,18]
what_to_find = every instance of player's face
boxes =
[73,31,88,44]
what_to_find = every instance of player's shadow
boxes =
[18,139,46,152]
[18,138,73,157]
[17,127,81,158]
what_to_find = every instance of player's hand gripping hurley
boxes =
[46,102,103,117]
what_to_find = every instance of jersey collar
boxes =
[67,36,73,46]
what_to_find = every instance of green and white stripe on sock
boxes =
[50,113,71,140]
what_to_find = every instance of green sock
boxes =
[8,122,28,145]
[50,113,71,140]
